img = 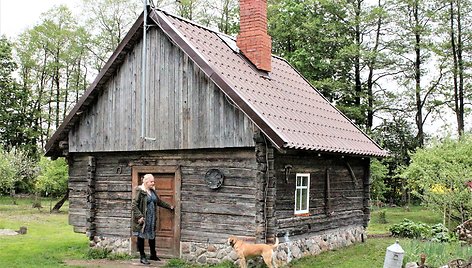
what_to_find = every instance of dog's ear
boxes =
[228,236,235,246]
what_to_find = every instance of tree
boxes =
[339,0,400,130]
[387,0,443,147]
[371,117,419,204]
[175,0,202,20]
[268,0,399,130]
[268,0,354,117]
[82,0,141,71]
[200,0,239,35]
[36,156,69,212]
[402,135,472,225]
[35,157,68,198]
[0,148,38,198]
[433,0,472,137]
[15,6,90,149]
[370,158,389,202]
[0,37,39,156]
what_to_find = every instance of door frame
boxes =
[131,165,182,257]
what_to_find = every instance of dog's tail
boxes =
[272,237,279,248]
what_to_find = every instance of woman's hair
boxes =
[142,174,154,183]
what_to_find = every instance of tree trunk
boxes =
[55,48,61,130]
[51,190,69,213]
[366,0,383,130]
[354,0,362,113]
[414,0,424,147]
[456,0,464,136]
[450,0,460,138]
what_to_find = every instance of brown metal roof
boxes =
[155,10,387,157]
[45,9,388,157]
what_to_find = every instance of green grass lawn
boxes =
[0,196,88,268]
[287,237,399,268]
[368,205,444,235]
[0,197,468,268]
[288,205,469,268]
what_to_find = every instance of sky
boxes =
[0,0,81,38]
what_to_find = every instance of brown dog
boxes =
[228,236,279,268]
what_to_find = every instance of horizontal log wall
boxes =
[273,150,370,237]
[69,25,255,153]
[68,148,258,243]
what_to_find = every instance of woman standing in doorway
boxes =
[132,174,174,265]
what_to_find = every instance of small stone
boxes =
[319,240,329,251]
[195,248,205,256]
[196,255,207,264]
[222,256,233,262]
[207,245,217,252]
[276,249,287,261]
[181,243,190,253]
[291,245,301,258]
[229,250,238,261]
[207,258,219,265]
[216,249,227,259]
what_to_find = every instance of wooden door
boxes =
[131,166,181,258]
[154,173,175,257]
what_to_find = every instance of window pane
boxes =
[301,189,308,210]
[294,174,310,214]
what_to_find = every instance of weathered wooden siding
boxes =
[68,148,258,243]
[68,26,255,153]
[273,151,370,237]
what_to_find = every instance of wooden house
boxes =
[46,0,387,265]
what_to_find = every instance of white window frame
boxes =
[294,173,310,215]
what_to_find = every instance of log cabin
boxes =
[45,0,387,265]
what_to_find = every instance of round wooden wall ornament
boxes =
[204,169,224,189]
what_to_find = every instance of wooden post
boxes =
[254,129,275,243]
[86,156,97,240]
[362,159,371,228]
[325,167,331,216]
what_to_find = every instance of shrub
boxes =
[106,252,132,261]
[370,159,389,202]
[35,157,68,197]
[86,248,111,259]
[430,223,455,243]
[389,219,456,242]
[0,148,38,195]
[389,219,430,239]
[378,210,388,224]
[164,259,194,268]
[402,135,472,222]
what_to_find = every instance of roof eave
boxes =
[283,144,389,158]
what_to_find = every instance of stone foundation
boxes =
[89,236,131,254]
[87,226,365,263]
[180,225,366,266]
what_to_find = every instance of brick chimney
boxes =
[237,0,272,72]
